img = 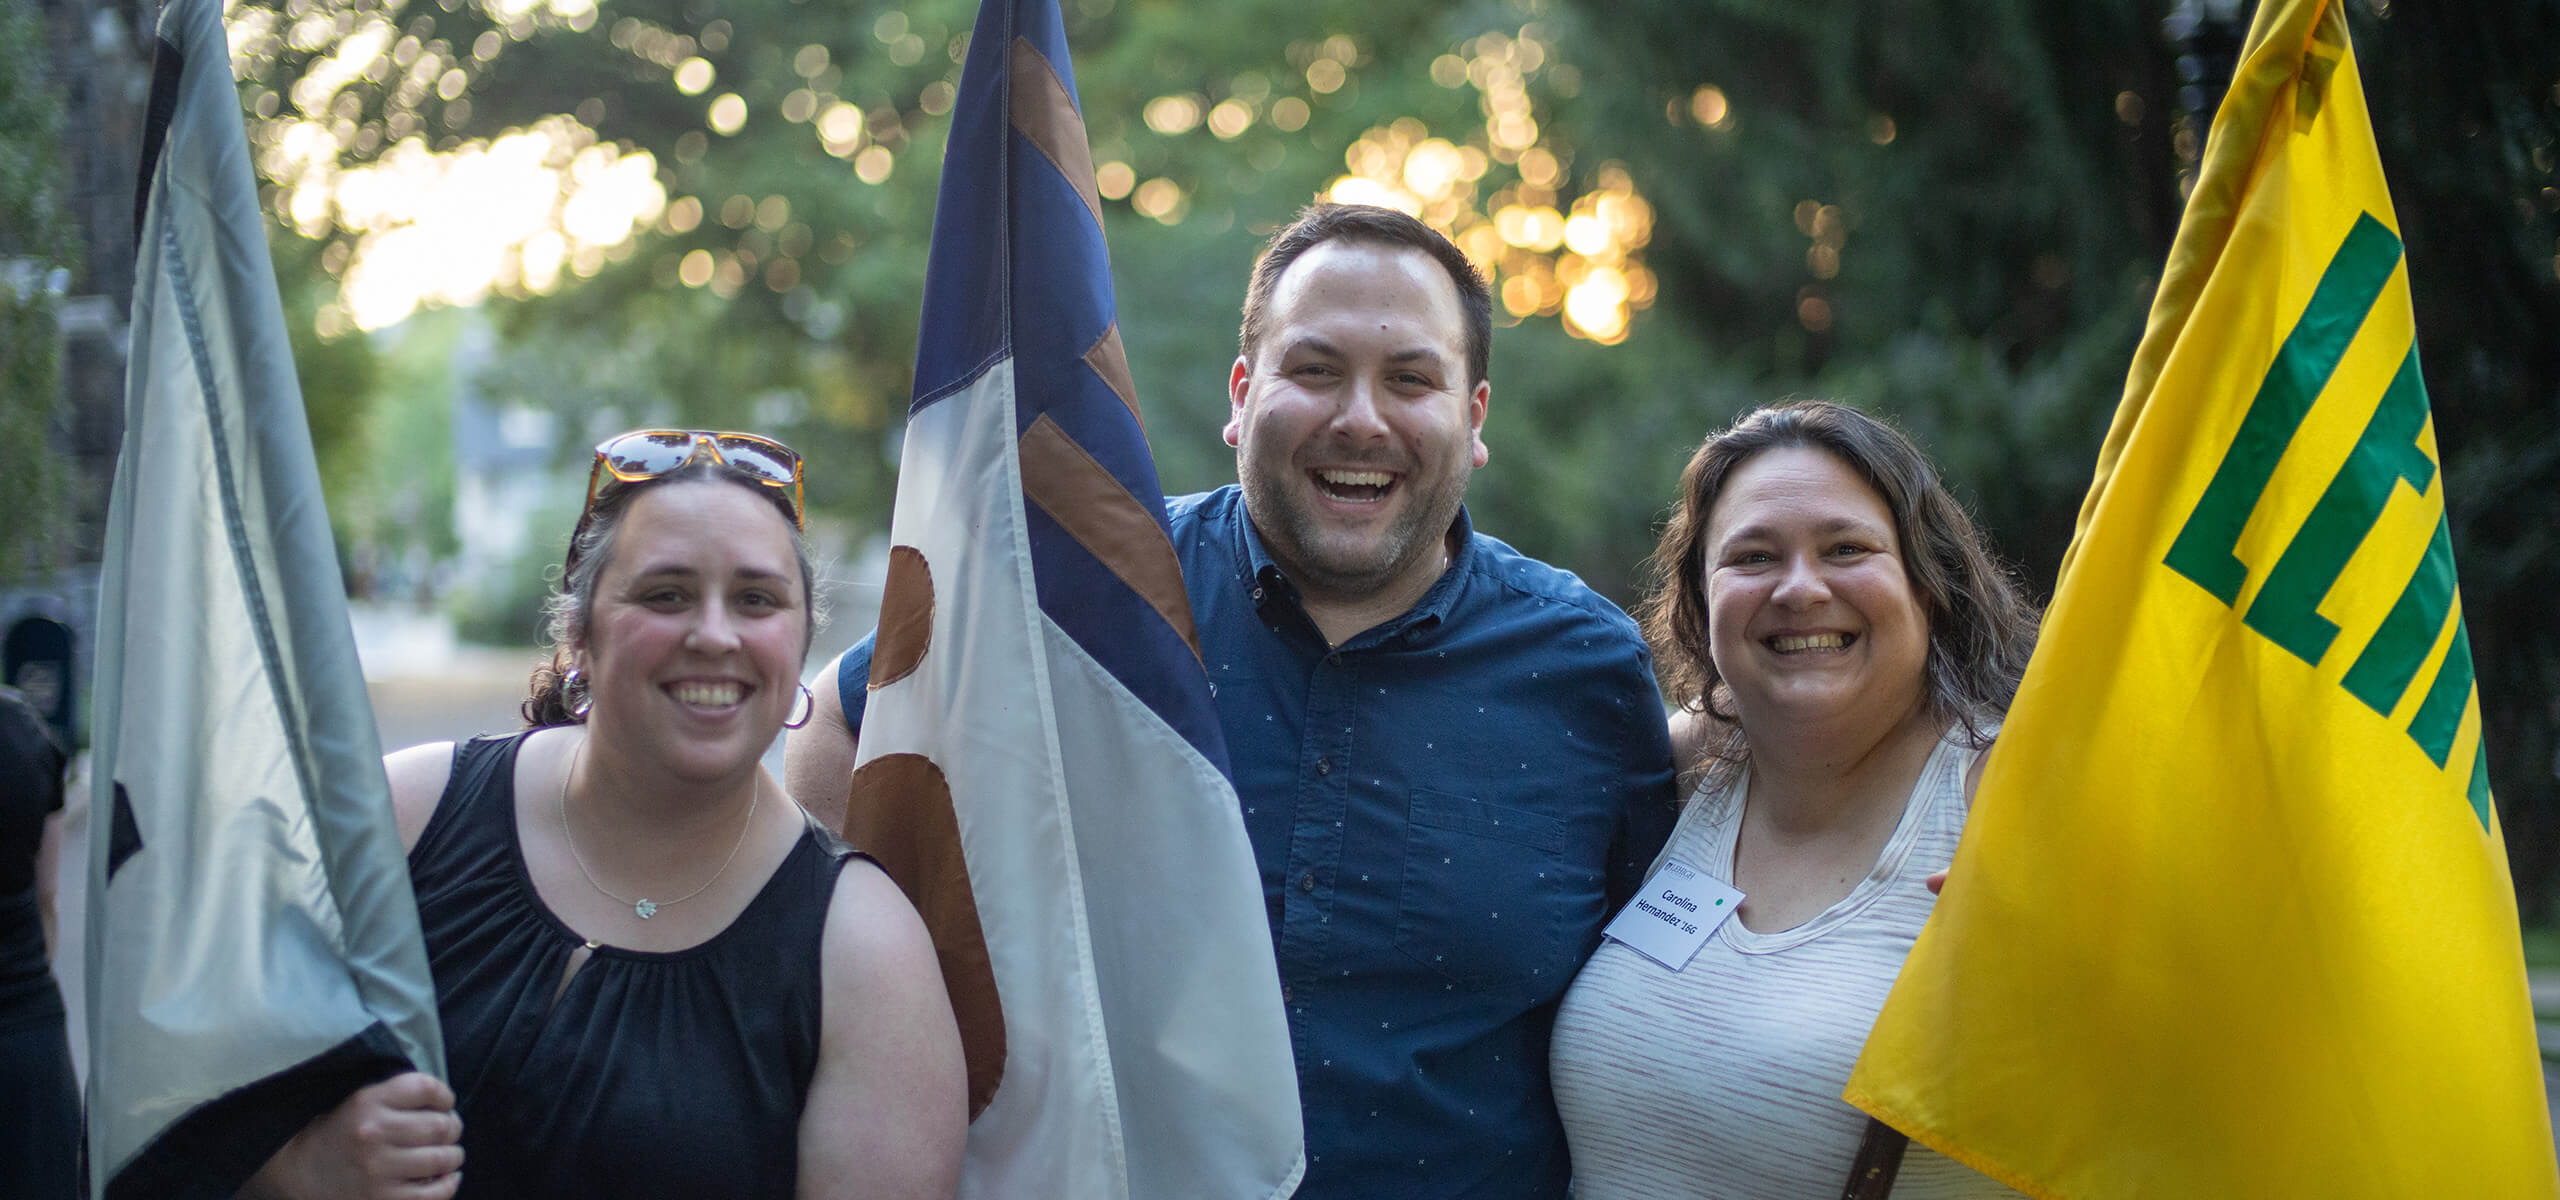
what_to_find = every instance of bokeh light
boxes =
[1208,99,1254,140]
[1144,94,1203,135]
[1132,177,1188,224]
[854,145,894,184]
[298,115,666,332]
[707,93,747,135]
[673,57,714,95]
[1316,26,1658,344]
[1690,85,1731,129]
[819,101,866,157]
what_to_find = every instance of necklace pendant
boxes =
[635,899,658,919]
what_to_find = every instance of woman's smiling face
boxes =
[1701,445,1931,739]
[576,478,808,783]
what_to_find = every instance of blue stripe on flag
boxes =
[909,2,1014,404]
[1022,503,1229,761]
[908,0,1231,777]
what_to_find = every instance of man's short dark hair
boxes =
[1238,203,1492,388]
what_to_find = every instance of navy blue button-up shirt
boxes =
[838,485,1677,1198]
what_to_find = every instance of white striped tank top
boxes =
[1548,733,2021,1199]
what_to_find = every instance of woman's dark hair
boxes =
[1637,400,2040,778]
[521,461,818,727]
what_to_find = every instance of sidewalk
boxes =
[349,602,535,748]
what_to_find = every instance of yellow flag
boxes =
[1844,0,2559,1195]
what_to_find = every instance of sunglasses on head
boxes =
[567,429,806,571]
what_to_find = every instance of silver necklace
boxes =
[556,736,760,920]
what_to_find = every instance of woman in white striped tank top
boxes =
[1550,402,2040,1199]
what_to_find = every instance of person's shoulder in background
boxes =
[0,685,67,803]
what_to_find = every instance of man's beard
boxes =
[1241,457,1470,601]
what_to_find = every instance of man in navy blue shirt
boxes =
[791,203,1677,1198]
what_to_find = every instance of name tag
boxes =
[1601,858,1741,971]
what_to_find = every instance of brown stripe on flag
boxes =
[845,752,1007,1120]
[868,545,933,690]
[1007,35,1103,228]
[1083,322,1142,432]
[1018,413,1202,662]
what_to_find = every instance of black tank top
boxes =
[409,733,852,1199]
[0,692,65,1034]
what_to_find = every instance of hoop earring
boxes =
[784,682,815,730]
[565,667,594,720]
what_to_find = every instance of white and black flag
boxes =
[86,0,444,1194]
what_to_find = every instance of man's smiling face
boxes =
[1224,238,1490,609]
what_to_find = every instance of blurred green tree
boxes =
[272,233,385,563]
[2355,3,2560,918]
[1554,0,2181,591]
[0,0,82,580]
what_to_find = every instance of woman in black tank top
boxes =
[0,688,76,1199]
[247,433,966,1200]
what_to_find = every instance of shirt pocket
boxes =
[1392,789,1576,995]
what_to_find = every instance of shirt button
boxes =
[1282,985,1293,1004]
[1250,587,1266,603]
[1298,872,1316,893]
[1315,757,1332,775]
[1325,652,1342,666]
